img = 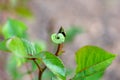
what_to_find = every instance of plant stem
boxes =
[27,58,36,60]
[33,60,42,72]
[55,44,63,56]
[33,60,42,80]
[38,70,42,80]
[27,58,42,80]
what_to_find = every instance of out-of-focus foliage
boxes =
[6,55,23,80]
[66,26,83,43]
[0,18,47,79]
[2,18,28,39]
[0,0,33,78]
[0,26,2,35]
[34,41,46,54]
[0,0,33,18]
[22,39,36,55]
[15,6,33,18]
[6,37,27,66]
[7,37,27,57]
[72,46,116,80]
[0,40,8,51]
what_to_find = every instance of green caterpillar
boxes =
[51,27,66,44]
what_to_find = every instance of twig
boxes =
[27,58,36,60]
[33,60,42,80]
[55,44,63,56]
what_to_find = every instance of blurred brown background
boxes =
[0,0,120,80]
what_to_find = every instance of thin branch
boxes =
[33,60,42,80]
[41,66,47,74]
[33,60,42,72]
[55,44,63,56]
[38,70,42,80]
[27,58,36,60]
[27,57,42,80]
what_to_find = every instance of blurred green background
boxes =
[0,0,120,80]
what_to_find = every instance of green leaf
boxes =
[72,45,116,80]
[22,39,36,55]
[39,52,66,80]
[22,39,46,55]
[6,37,27,58]
[6,36,44,56]
[0,40,8,51]
[6,37,27,66]
[2,18,28,39]
[6,37,44,66]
